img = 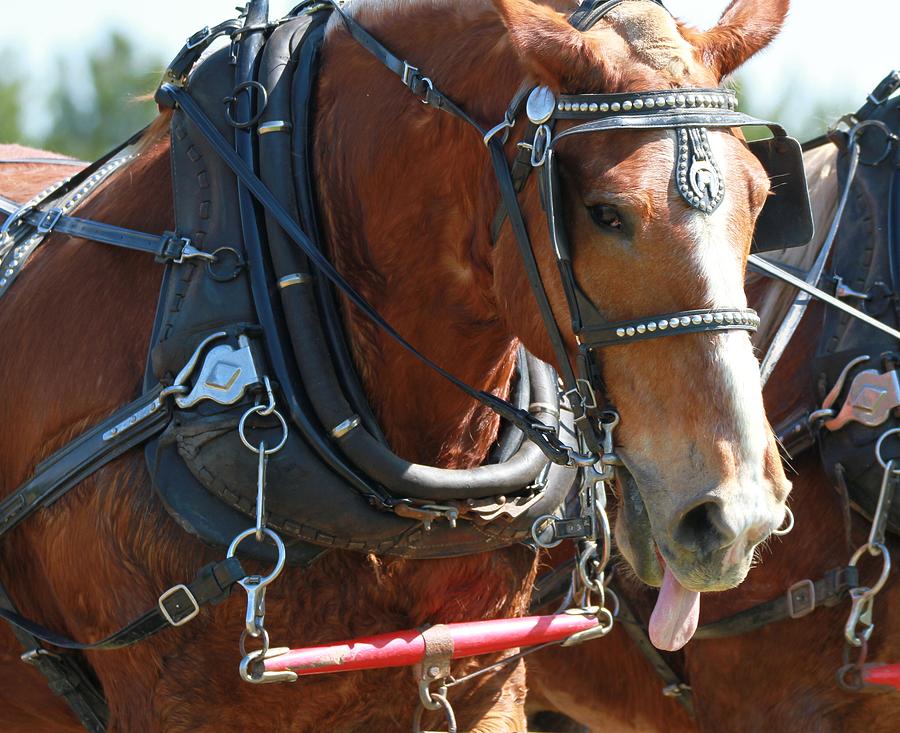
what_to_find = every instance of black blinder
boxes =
[749,135,815,252]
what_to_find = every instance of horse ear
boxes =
[686,0,790,79]
[492,0,607,91]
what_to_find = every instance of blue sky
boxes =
[5,1,899,138]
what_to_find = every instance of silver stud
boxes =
[0,278,6,286]
[713,313,724,323]
[656,96,666,107]
[557,102,565,111]
[626,327,635,337]
[647,322,657,332]
[645,98,655,109]
[669,318,680,328]
[600,103,610,113]
[579,103,589,112]
[680,316,691,326]
[622,100,633,111]
[634,99,644,110]
[589,103,598,112]
[4,268,13,277]
[703,313,713,324]
[658,320,668,330]
[675,94,685,106]
[691,315,702,325]
[616,328,626,338]
[725,313,734,323]
[636,324,646,334]
[666,95,676,107]
[611,102,621,112]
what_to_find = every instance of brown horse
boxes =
[527,144,900,732]
[0,0,793,730]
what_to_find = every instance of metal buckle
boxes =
[401,61,419,87]
[0,204,34,240]
[662,683,692,698]
[20,648,59,665]
[787,579,816,619]
[185,26,212,50]
[394,503,459,531]
[36,208,62,234]
[158,584,201,626]
[173,239,217,265]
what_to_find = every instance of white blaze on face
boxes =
[685,131,767,477]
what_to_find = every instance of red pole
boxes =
[862,663,900,690]
[263,612,598,676]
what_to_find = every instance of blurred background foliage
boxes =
[0,32,860,161]
[0,33,163,160]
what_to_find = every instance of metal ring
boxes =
[239,406,289,455]
[604,586,621,618]
[849,542,892,595]
[530,514,563,548]
[578,543,605,594]
[206,246,245,282]
[595,606,615,634]
[227,527,287,586]
[412,692,458,733]
[530,124,552,167]
[224,81,269,129]
[772,506,795,536]
[239,627,270,660]
[875,429,900,469]
[850,119,897,166]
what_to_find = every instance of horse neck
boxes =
[313,3,525,467]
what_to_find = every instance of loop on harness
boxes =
[224,80,269,129]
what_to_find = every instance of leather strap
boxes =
[0,557,245,651]
[156,19,245,90]
[612,582,694,716]
[0,388,171,540]
[326,1,482,131]
[693,565,858,639]
[0,583,109,732]
[9,207,210,263]
[568,0,665,31]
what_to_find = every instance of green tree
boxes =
[41,32,164,160]
[0,53,23,144]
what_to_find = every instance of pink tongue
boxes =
[648,566,700,651]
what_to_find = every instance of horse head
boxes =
[489,0,794,649]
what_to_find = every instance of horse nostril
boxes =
[672,500,736,555]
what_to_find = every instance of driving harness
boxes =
[0,0,815,729]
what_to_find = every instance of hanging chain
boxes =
[229,378,295,683]
[837,435,897,690]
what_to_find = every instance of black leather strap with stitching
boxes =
[0,388,170,539]
[0,557,245,651]
[11,208,202,262]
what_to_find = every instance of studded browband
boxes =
[508,84,774,358]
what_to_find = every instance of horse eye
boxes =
[588,204,624,232]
